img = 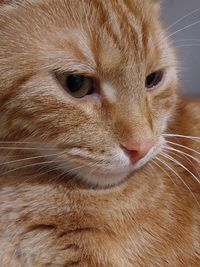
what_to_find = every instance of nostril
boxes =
[122,147,142,164]
[124,149,140,164]
[121,139,154,164]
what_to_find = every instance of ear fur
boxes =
[0,0,22,6]
[0,0,12,4]
[153,0,161,12]
[0,0,15,7]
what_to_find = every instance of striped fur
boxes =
[0,0,199,266]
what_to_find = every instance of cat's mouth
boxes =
[67,144,159,188]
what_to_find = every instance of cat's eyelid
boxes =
[47,59,96,77]
[53,70,96,80]
[147,65,167,75]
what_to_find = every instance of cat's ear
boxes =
[0,0,22,10]
[0,0,14,6]
[0,0,12,4]
[153,0,161,12]
[150,0,161,18]
[0,0,20,6]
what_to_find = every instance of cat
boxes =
[0,0,200,266]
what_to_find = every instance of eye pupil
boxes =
[145,71,163,89]
[67,75,84,93]
[55,72,95,98]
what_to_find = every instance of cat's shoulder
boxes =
[169,97,200,136]
[177,98,200,126]
[180,97,200,110]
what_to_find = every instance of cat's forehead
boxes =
[0,0,165,77]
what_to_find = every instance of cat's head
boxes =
[0,0,178,187]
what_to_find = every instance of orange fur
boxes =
[0,0,199,266]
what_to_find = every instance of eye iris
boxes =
[55,72,95,98]
[67,75,84,93]
[146,71,163,89]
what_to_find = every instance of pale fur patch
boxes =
[102,81,117,103]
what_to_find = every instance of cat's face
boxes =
[0,0,178,187]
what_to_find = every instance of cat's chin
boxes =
[77,169,131,188]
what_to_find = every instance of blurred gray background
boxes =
[162,0,200,97]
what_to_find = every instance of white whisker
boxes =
[0,160,58,177]
[88,158,108,176]
[164,146,200,164]
[66,164,87,175]
[14,166,61,187]
[0,153,66,177]
[166,7,200,31]
[173,39,200,44]
[155,156,200,208]
[32,165,61,180]
[175,44,200,49]
[160,152,200,184]
[48,169,68,184]
[0,147,55,151]
[163,133,200,141]
[0,152,62,167]
[163,147,200,176]
[152,159,179,188]
[168,19,200,39]
[165,140,200,156]
[162,147,200,179]
[0,141,48,145]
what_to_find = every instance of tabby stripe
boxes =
[92,0,122,50]
[0,75,32,107]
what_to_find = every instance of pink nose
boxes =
[122,139,154,164]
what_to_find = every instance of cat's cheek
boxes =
[77,93,101,104]
[65,145,161,188]
[147,82,177,131]
[61,148,132,188]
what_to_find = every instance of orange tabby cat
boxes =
[0,0,199,266]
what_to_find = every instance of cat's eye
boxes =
[145,70,164,90]
[55,73,95,98]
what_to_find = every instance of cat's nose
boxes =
[122,139,154,164]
